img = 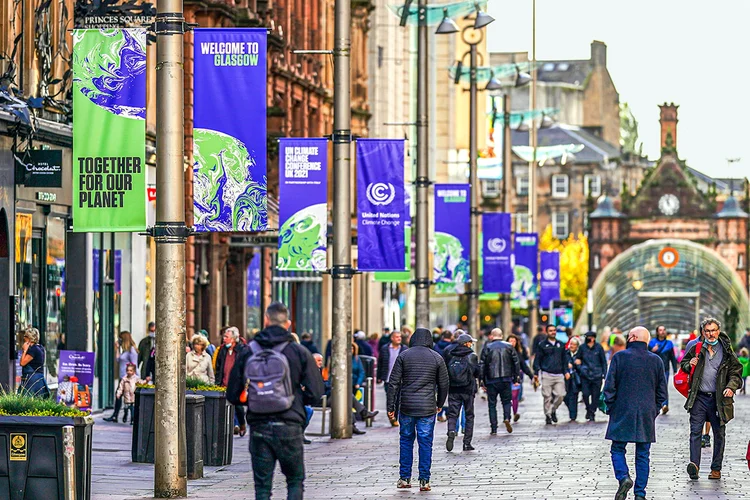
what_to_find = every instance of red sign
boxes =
[147,187,156,202]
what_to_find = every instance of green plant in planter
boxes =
[135,378,226,392]
[0,392,88,417]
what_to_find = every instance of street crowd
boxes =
[91,306,750,500]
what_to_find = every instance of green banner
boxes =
[73,29,146,232]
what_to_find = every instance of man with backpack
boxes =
[481,328,520,434]
[227,302,324,500]
[444,333,481,452]
[387,327,449,492]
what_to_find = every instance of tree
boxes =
[539,226,589,322]
[620,102,643,156]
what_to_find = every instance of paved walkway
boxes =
[91,382,750,499]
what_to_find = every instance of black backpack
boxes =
[447,355,474,388]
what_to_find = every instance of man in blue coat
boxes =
[603,326,668,500]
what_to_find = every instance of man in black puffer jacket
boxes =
[481,328,520,434]
[227,302,324,500]
[387,328,449,492]
[444,333,481,452]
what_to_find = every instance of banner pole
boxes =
[153,3,188,497]
[501,94,513,338]
[414,0,431,328]
[468,42,480,340]
[330,0,354,439]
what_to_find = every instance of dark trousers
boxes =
[564,385,580,420]
[249,421,305,500]
[235,404,247,428]
[581,378,602,419]
[486,380,512,429]
[446,392,475,445]
[689,393,726,471]
[611,441,651,498]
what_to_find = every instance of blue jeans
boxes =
[662,371,669,406]
[610,441,651,497]
[399,414,435,481]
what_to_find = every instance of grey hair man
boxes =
[681,317,743,481]
[481,327,520,434]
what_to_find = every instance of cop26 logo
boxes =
[542,269,558,280]
[487,238,506,254]
[366,183,396,206]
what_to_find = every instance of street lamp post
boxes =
[501,94,513,338]
[528,0,538,342]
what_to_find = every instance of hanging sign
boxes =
[278,138,328,271]
[434,184,470,293]
[511,232,538,308]
[482,212,512,293]
[356,139,406,271]
[15,150,63,188]
[540,251,561,309]
[72,29,147,232]
[193,28,268,231]
[57,350,96,411]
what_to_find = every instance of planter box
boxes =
[132,387,155,463]
[0,415,94,500]
[187,390,233,466]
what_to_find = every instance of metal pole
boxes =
[414,0,430,328]
[154,3,188,496]
[330,0,353,440]
[501,94,512,339]
[467,43,480,339]
[528,0,538,342]
[364,376,374,427]
[62,425,76,500]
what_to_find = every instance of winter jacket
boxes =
[377,343,407,382]
[116,374,140,404]
[352,356,365,388]
[444,344,481,394]
[533,338,567,376]
[603,341,668,443]
[566,350,581,390]
[355,339,373,357]
[137,334,155,375]
[433,339,453,357]
[387,328,449,417]
[577,341,608,381]
[227,325,324,426]
[648,338,678,374]
[215,342,248,387]
[516,347,534,378]
[300,340,319,355]
[737,333,750,353]
[481,340,520,382]
[186,350,215,384]
[680,332,743,424]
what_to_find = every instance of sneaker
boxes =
[661,404,669,415]
[503,420,513,433]
[545,415,553,425]
[588,414,596,422]
[103,415,118,423]
[513,413,520,422]
[615,476,633,500]
[352,424,366,435]
[709,470,721,480]
[490,428,497,435]
[419,479,431,491]
[303,437,312,445]
[551,412,558,423]
[396,478,411,489]
[463,443,475,451]
[446,431,456,452]
[687,462,699,480]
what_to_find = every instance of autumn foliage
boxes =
[539,225,589,322]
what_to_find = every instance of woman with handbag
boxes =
[19,327,50,399]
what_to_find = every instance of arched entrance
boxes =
[592,239,749,339]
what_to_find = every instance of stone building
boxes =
[588,103,749,337]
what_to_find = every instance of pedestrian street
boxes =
[91,381,750,500]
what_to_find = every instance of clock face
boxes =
[658,194,680,216]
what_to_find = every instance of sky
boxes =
[487,0,750,179]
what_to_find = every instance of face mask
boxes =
[705,338,719,346]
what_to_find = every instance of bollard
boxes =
[364,377,374,427]
[62,425,77,500]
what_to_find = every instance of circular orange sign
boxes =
[658,247,679,268]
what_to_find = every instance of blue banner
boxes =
[278,138,328,271]
[356,139,406,271]
[511,232,538,308]
[434,184,470,292]
[540,251,560,309]
[482,213,512,293]
[193,28,268,231]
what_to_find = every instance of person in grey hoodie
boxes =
[387,328,449,492]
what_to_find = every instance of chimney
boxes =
[591,40,607,67]
[659,102,679,151]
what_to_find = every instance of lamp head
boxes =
[540,113,555,129]
[485,72,503,91]
[473,3,495,29]
[515,70,531,87]
[436,8,460,34]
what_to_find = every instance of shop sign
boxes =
[15,150,63,188]
[36,192,57,203]
[74,0,156,29]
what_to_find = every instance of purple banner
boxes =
[92,249,100,291]
[114,250,122,294]
[511,233,538,308]
[434,184,470,285]
[193,28,268,232]
[540,251,560,309]
[356,139,406,271]
[247,252,261,308]
[482,213,512,293]
[278,138,328,271]
[57,350,96,411]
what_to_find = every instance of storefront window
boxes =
[15,214,35,337]
[45,216,66,386]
